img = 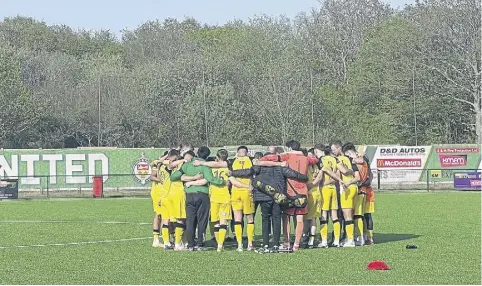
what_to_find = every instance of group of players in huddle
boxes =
[149,140,375,253]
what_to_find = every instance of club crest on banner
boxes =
[133,153,152,185]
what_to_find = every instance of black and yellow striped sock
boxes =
[354,215,364,239]
[174,223,184,245]
[218,225,228,247]
[214,226,220,243]
[153,229,160,240]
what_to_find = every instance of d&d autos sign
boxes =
[372,146,431,183]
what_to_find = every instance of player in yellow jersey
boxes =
[208,149,231,252]
[344,145,375,246]
[312,144,343,248]
[150,161,161,248]
[166,149,188,251]
[230,146,255,251]
[331,141,360,248]
[157,161,174,250]
[194,146,255,251]
[150,153,166,247]
[303,148,322,249]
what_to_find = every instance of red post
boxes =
[92,176,103,198]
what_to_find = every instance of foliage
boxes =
[0,0,479,148]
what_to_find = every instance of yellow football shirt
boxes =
[307,164,320,192]
[338,155,356,183]
[169,163,184,195]
[210,167,230,203]
[322,156,337,185]
[158,165,171,198]
[231,156,252,192]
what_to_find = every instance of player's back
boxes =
[169,163,184,195]
[158,165,171,198]
[307,164,320,192]
[322,156,337,186]
[210,167,230,203]
[231,156,252,192]
[286,153,309,195]
[338,155,355,183]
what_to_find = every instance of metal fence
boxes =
[1,168,480,199]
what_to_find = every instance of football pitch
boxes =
[1,192,480,285]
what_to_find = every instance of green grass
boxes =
[1,192,480,285]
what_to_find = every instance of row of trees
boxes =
[0,0,480,148]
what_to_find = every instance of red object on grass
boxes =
[367,260,391,270]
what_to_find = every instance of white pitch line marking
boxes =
[0,220,150,225]
[0,237,151,249]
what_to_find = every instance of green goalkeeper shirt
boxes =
[170,158,225,194]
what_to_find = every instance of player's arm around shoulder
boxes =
[282,166,309,182]
[170,161,188,181]
[230,168,254,178]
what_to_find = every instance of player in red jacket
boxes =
[259,140,318,251]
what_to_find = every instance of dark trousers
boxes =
[260,200,281,247]
[185,192,210,248]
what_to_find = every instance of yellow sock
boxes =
[320,221,328,242]
[161,225,170,245]
[235,223,243,246]
[355,217,364,239]
[247,223,255,245]
[218,226,227,247]
[175,226,183,245]
[333,220,341,242]
[367,230,373,240]
[346,220,354,241]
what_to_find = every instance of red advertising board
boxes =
[377,158,422,168]
[438,155,467,167]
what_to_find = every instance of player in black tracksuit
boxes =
[230,165,308,251]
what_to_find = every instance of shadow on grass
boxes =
[374,233,421,244]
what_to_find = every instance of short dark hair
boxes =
[217,149,229,161]
[237,145,248,152]
[285,140,301,151]
[197,146,211,159]
[314,143,325,151]
[342,142,356,153]
[274,147,284,154]
[331,140,343,148]
[168,149,180,158]
[254,152,263,159]
[163,150,169,156]
[183,150,196,158]
[300,148,308,156]
[308,148,315,154]
[324,146,332,156]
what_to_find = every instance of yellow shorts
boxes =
[340,185,357,209]
[158,196,170,219]
[151,187,162,215]
[231,190,255,214]
[354,193,366,216]
[211,202,232,222]
[305,190,322,219]
[168,191,186,220]
[364,200,375,214]
[321,185,338,211]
